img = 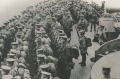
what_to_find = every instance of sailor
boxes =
[79,30,87,66]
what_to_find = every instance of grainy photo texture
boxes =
[0,0,120,79]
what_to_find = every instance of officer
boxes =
[79,30,87,66]
[7,53,16,59]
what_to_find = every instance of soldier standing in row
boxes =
[79,30,87,66]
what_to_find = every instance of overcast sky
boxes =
[0,0,120,25]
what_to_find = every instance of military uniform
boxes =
[79,30,87,66]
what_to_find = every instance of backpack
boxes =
[85,37,92,47]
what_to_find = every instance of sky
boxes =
[84,0,120,8]
[0,0,120,25]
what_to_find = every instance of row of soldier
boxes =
[0,0,101,79]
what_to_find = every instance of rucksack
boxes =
[85,37,92,47]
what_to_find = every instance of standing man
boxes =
[79,30,87,66]
[90,13,98,32]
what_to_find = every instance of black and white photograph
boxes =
[0,0,120,79]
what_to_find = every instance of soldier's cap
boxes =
[17,26,22,29]
[36,49,44,52]
[42,31,46,34]
[1,65,11,70]
[2,25,5,27]
[59,33,66,36]
[6,58,15,62]
[41,71,51,76]
[36,24,42,26]
[40,64,49,69]
[7,53,15,56]
[11,42,18,45]
[53,77,60,79]
[10,49,17,54]
[79,30,85,33]
[37,54,46,58]
[52,17,57,21]
[14,76,21,79]
[43,34,48,37]
[59,36,67,39]
[16,33,22,36]
[18,63,26,69]
[37,31,42,34]
[80,14,84,17]
[2,75,13,79]
[58,30,64,33]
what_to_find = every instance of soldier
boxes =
[39,64,50,72]
[90,13,98,32]
[17,63,26,78]
[42,34,51,46]
[36,49,44,55]
[79,30,87,66]
[7,53,16,59]
[9,42,21,58]
[41,71,52,79]
[16,26,24,39]
[2,75,13,79]
[65,14,74,40]
[1,65,11,75]
[37,54,46,66]
[97,25,107,45]
[6,58,18,77]
[6,58,15,67]
[77,14,88,31]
